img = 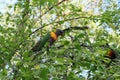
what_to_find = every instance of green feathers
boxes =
[31,32,51,52]
[31,29,64,52]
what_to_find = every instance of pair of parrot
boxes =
[31,29,120,58]
[31,27,119,67]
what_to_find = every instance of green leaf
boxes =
[40,68,49,80]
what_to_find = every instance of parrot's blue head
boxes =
[55,29,64,36]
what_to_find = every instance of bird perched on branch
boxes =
[31,26,89,61]
[105,49,116,59]
[31,26,89,52]
[31,29,64,52]
[104,48,120,67]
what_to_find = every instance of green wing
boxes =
[32,32,51,52]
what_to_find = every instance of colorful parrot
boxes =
[105,49,116,59]
[31,29,64,52]
[104,48,120,67]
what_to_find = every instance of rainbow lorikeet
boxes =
[105,49,116,59]
[104,48,120,67]
[31,29,64,52]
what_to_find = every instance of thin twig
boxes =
[86,70,91,80]
[80,43,109,48]
[63,26,89,32]
[40,1,43,36]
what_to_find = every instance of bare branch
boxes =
[30,16,90,35]
[63,26,89,32]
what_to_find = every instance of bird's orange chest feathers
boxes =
[107,50,116,59]
[108,50,113,56]
[50,32,58,40]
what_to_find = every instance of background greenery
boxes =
[0,0,120,80]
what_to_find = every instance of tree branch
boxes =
[80,43,109,49]
[63,26,89,32]
[30,16,90,35]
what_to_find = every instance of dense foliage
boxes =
[0,0,120,79]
